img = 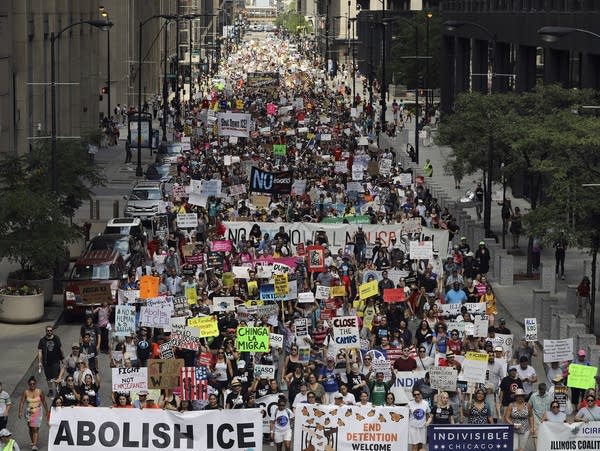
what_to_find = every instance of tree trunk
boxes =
[526,173,541,277]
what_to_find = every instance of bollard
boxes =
[95,200,100,220]
[113,200,120,219]
[89,199,94,220]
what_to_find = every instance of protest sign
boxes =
[409,241,434,260]
[139,275,159,299]
[118,289,139,305]
[176,213,198,228]
[524,318,537,342]
[232,266,251,279]
[229,184,247,196]
[473,317,489,338]
[159,341,174,359]
[273,273,289,296]
[383,288,405,303]
[269,333,283,349]
[428,366,458,391]
[393,370,426,391]
[294,404,408,451]
[428,424,513,451]
[294,318,310,337]
[492,333,514,362]
[272,144,287,156]
[330,285,346,297]
[567,363,598,390]
[170,317,202,350]
[460,352,489,383]
[111,367,148,392]
[212,296,235,312]
[332,316,360,351]
[259,284,275,301]
[185,285,198,305]
[254,364,276,379]
[315,285,330,300]
[371,359,392,380]
[222,272,234,288]
[139,306,170,328]
[543,338,573,363]
[359,280,378,299]
[115,305,136,336]
[179,367,209,401]
[147,359,184,389]
[236,327,270,352]
[306,245,325,272]
[187,316,219,337]
[48,408,262,451]
[298,292,315,304]
[272,262,291,274]
[211,240,233,252]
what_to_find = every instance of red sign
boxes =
[186,254,204,264]
[307,245,325,273]
[383,288,406,303]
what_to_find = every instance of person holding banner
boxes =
[575,392,600,422]
[540,400,568,423]
[431,391,456,424]
[463,388,494,424]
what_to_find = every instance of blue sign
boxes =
[259,284,275,301]
[428,424,513,451]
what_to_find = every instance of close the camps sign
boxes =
[48,407,262,451]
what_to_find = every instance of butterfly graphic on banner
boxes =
[179,366,208,401]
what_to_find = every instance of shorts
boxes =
[44,362,61,380]
[513,431,530,450]
[408,426,427,445]
[0,416,7,429]
[274,430,292,443]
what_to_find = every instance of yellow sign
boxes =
[222,272,234,288]
[185,286,198,305]
[567,363,598,390]
[464,351,489,363]
[359,280,378,300]
[187,316,219,338]
[247,280,258,293]
[273,273,289,296]
[330,285,346,297]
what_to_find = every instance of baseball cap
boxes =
[499,318,506,324]
[334,392,344,399]
[72,343,80,349]
[494,346,503,352]
[0,429,11,437]
[138,390,149,396]
[578,349,587,357]
[509,366,518,372]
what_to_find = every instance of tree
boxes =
[275,7,312,35]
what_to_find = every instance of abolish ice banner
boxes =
[428,424,513,451]
[48,407,262,451]
[293,404,408,451]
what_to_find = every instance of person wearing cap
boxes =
[499,366,524,413]
[0,428,19,451]
[132,390,150,409]
[494,318,512,335]
[528,383,552,444]
[515,356,537,398]
[514,337,537,363]
[226,377,246,409]
[570,349,591,407]
[503,388,534,451]
[474,241,491,275]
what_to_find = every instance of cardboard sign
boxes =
[269,333,284,349]
[567,363,598,390]
[524,318,537,342]
[118,289,140,305]
[330,285,346,297]
[139,275,160,299]
[78,283,112,304]
[236,327,270,352]
[298,291,315,304]
[359,280,379,300]
[176,213,198,228]
[315,285,330,300]
[147,359,185,389]
[251,194,271,209]
[332,316,360,350]
[111,367,148,392]
[428,366,458,391]
[254,364,276,379]
[115,305,136,336]
[187,316,219,337]
[409,240,434,260]
[139,306,171,328]
[383,288,405,303]
[273,273,289,296]
[212,296,235,312]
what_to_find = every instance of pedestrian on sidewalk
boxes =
[125,138,132,164]
[553,233,568,279]
[576,276,591,319]
[37,326,64,397]
[423,159,433,177]
[0,428,19,451]
[0,383,10,430]
[475,182,484,220]
[509,206,523,249]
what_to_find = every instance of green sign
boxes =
[321,215,371,224]
[272,144,287,156]
[567,363,598,389]
[236,327,270,352]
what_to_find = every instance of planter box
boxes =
[0,292,44,323]
[6,277,53,305]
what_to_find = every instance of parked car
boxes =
[123,181,167,219]
[104,217,147,246]
[63,250,127,321]
[86,234,142,266]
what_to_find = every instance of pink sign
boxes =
[211,240,233,252]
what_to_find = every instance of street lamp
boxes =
[425,12,432,121]
[51,19,113,192]
[538,26,600,43]
[444,20,496,237]
[136,14,177,177]
[99,6,111,120]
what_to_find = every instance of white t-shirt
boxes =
[0,390,10,417]
[273,408,294,433]
[408,399,430,428]
[516,365,536,394]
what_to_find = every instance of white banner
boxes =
[48,407,263,451]
[115,305,136,336]
[294,404,408,451]
[111,367,148,392]
[217,112,252,137]
[543,338,574,363]
[224,221,449,255]
[537,420,600,450]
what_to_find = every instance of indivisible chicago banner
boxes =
[48,407,262,451]
[293,404,408,451]
[224,221,450,255]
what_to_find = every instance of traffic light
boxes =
[101,86,109,94]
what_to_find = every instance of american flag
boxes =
[179,366,209,401]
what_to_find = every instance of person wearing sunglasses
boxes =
[541,402,568,423]
[575,394,600,422]
[37,326,64,398]
[408,390,431,451]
